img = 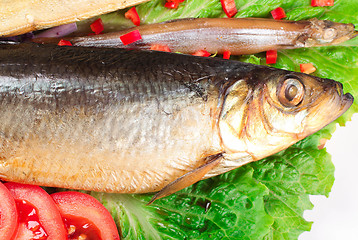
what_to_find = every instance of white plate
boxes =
[299,114,358,240]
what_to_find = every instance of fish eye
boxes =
[278,78,304,107]
[323,28,337,41]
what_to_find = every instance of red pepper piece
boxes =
[90,18,104,35]
[311,0,334,6]
[266,50,277,64]
[57,39,72,46]
[164,0,185,9]
[300,63,316,74]
[271,7,286,20]
[220,0,238,18]
[125,7,140,26]
[192,50,211,57]
[150,44,171,52]
[120,30,142,45]
[223,50,231,59]
[164,1,179,9]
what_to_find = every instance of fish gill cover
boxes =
[85,0,358,239]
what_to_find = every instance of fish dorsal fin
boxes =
[148,153,223,205]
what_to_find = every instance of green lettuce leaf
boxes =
[82,0,358,239]
[93,167,273,239]
[253,126,335,239]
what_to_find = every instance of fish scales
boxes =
[0,43,352,197]
[0,43,246,193]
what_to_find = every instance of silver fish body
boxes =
[38,18,358,55]
[0,43,353,195]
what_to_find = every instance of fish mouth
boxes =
[302,81,353,139]
[342,92,354,109]
[335,81,354,113]
[348,30,358,40]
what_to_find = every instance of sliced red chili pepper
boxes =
[0,182,18,239]
[90,18,104,35]
[300,63,316,74]
[150,44,171,52]
[164,1,179,9]
[192,50,211,57]
[220,0,238,18]
[57,39,72,46]
[5,182,67,240]
[120,30,142,45]
[271,7,286,20]
[223,50,231,59]
[311,0,334,6]
[266,50,277,64]
[125,7,140,26]
[164,0,185,9]
[51,192,120,240]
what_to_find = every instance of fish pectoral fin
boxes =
[147,153,223,205]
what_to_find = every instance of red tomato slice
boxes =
[51,192,120,240]
[4,183,67,240]
[0,182,18,239]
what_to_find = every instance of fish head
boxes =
[307,18,358,46]
[218,69,353,161]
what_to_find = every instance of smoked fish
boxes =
[48,18,358,55]
[0,43,353,202]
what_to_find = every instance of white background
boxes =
[300,114,358,240]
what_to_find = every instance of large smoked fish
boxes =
[0,43,353,202]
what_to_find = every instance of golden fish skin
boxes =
[0,43,353,195]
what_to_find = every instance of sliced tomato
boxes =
[0,182,18,239]
[4,183,67,240]
[51,192,120,240]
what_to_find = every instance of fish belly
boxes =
[0,44,223,193]
[0,96,215,193]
